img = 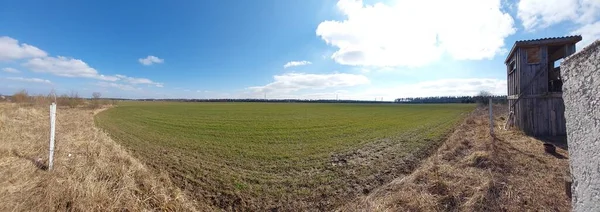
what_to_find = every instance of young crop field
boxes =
[95,102,474,210]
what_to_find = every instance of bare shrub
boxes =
[57,94,70,106]
[57,91,84,108]
[90,92,102,109]
[32,94,51,106]
[12,89,30,103]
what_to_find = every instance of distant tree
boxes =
[477,90,492,97]
[47,89,57,103]
[475,90,492,105]
[57,91,83,108]
[91,92,102,108]
[92,92,101,99]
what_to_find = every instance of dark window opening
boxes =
[548,45,566,92]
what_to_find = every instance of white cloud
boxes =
[250,90,350,100]
[23,56,119,81]
[23,57,164,87]
[114,74,163,87]
[517,0,600,30]
[517,0,600,48]
[138,55,164,66]
[572,21,600,48]
[96,82,139,91]
[354,78,507,100]
[0,36,47,61]
[1,36,164,90]
[283,60,312,68]
[5,77,51,84]
[242,78,506,100]
[316,0,515,67]
[247,72,370,93]
[2,67,20,73]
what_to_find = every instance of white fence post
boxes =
[489,98,494,135]
[49,103,56,170]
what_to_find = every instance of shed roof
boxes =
[504,35,582,63]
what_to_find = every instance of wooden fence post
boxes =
[489,98,494,135]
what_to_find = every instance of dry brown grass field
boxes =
[0,103,210,211]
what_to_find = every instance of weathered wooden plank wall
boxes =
[506,38,580,136]
[508,46,567,136]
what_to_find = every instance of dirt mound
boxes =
[341,105,571,211]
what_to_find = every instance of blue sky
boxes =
[1,0,599,100]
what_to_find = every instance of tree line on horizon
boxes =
[2,90,507,104]
[134,95,508,104]
[394,95,508,104]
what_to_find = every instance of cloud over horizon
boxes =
[248,72,370,93]
[5,77,52,84]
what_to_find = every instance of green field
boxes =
[95,102,474,210]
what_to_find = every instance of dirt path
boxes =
[92,105,112,115]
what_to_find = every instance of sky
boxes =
[1,0,599,100]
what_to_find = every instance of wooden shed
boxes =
[505,36,581,136]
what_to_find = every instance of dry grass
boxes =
[11,90,30,104]
[0,103,209,211]
[5,89,115,109]
[340,105,571,211]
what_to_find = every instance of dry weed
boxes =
[0,103,209,211]
[340,105,571,211]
